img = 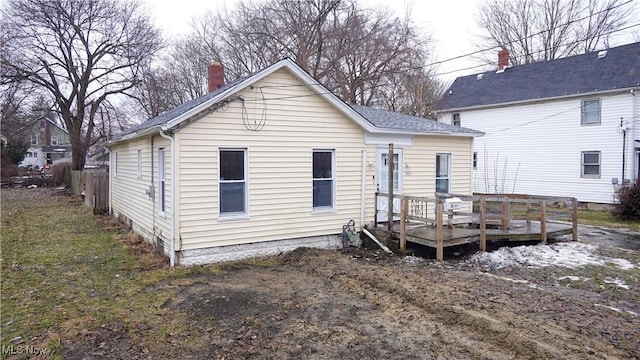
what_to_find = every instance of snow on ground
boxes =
[468,242,636,270]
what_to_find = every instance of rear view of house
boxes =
[437,42,640,205]
[108,59,481,266]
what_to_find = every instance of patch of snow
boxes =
[604,277,630,290]
[479,272,529,284]
[594,303,638,316]
[557,276,590,282]
[468,242,635,270]
[402,256,424,265]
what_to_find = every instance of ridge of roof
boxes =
[436,41,640,111]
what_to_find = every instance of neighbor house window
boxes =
[452,113,461,127]
[158,148,166,214]
[581,151,600,178]
[31,135,38,145]
[436,153,451,193]
[219,149,247,216]
[137,149,142,178]
[51,136,58,145]
[312,150,335,209]
[581,99,600,125]
[473,152,478,170]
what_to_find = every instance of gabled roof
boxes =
[350,105,483,136]
[436,42,640,112]
[113,58,481,144]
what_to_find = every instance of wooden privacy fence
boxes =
[84,169,109,214]
[374,191,578,261]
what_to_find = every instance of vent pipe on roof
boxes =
[208,61,225,92]
[597,50,608,59]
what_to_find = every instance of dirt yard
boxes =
[2,188,639,359]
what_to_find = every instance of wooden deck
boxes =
[392,220,574,249]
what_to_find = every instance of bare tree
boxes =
[476,0,634,66]
[1,0,162,170]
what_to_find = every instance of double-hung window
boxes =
[51,136,58,145]
[158,148,166,214]
[581,151,600,178]
[219,149,247,216]
[452,113,461,127]
[581,99,600,125]
[312,150,335,209]
[436,153,451,193]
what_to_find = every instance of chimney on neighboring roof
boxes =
[208,61,225,92]
[498,49,509,70]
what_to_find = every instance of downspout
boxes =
[631,89,637,182]
[158,128,176,267]
[360,149,367,229]
[108,150,112,214]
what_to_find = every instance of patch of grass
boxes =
[577,210,640,231]
[0,189,217,358]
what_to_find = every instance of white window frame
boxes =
[51,135,58,145]
[31,135,38,145]
[436,153,452,193]
[581,151,601,178]
[137,149,142,178]
[452,113,461,127]
[158,148,166,215]
[473,152,478,170]
[218,148,248,219]
[581,99,601,125]
[312,149,336,212]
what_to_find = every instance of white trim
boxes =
[114,152,118,177]
[218,147,249,219]
[312,149,336,212]
[581,150,601,178]
[581,98,601,125]
[158,147,166,216]
[365,132,413,146]
[436,153,452,193]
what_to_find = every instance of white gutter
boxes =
[360,149,367,229]
[158,128,176,267]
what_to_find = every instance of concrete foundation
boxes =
[178,234,343,266]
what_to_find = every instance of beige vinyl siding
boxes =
[176,68,366,250]
[110,135,172,248]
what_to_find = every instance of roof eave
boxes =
[436,86,638,113]
[368,127,484,137]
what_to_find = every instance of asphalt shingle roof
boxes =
[350,105,483,135]
[436,42,640,111]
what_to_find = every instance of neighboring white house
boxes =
[436,42,640,205]
[18,117,71,169]
[108,59,482,266]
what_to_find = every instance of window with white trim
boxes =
[473,152,478,170]
[31,135,38,145]
[137,149,142,178]
[219,149,247,216]
[312,150,335,209]
[581,99,600,125]
[51,136,58,145]
[158,148,166,214]
[452,113,461,127]
[581,151,600,178]
[436,153,451,193]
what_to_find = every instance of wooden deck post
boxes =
[479,197,487,252]
[540,200,547,243]
[373,191,378,228]
[387,143,394,232]
[501,201,509,229]
[571,197,578,241]
[400,196,407,251]
[436,202,444,261]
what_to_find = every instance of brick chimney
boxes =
[498,49,509,70]
[44,119,51,146]
[208,61,225,92]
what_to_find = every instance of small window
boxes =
[473,152,478,170]
[51,136,58,145]
[158,148,166,214]
[436,153,451,193]
[31,135,38,145]
[137,149,142,178]
[581,151,600,178]
[452,113,461,127]
[581,99,600,125]
[219,149,247,216]
[313,150,335,209]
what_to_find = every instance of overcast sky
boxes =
[142,0,490,83]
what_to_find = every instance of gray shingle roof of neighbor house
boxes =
[350,105,483,135]
[115,58,483,141]
[436,41,640,111]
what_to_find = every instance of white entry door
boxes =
[377,148,403,222]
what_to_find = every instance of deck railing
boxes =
[373,191,578,260]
